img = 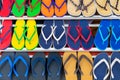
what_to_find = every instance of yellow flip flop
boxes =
[78,51,93,80]
[11,20,25,50]
[25,20,38,50]
[63,51,78,80]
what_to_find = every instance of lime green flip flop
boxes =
[25,20,39,50]
[27,0,41,17]
[12,0,26,17]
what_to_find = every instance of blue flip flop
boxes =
[39,20,53,49]
[67,20,81,50]
[93,53,110,80]
[47,52,62,80]
[111,52,120,80]
[110,20,120,50]
[13,52,30,80]
[53,20,66,49]
[94,20,111,50]
[79,20,94,50]
[0,52,14,80]
[31,52,46,80]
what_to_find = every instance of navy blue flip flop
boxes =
[79,20,94,50]
[110,20,120,50]
[67,20,81,50]
[0,52,14,80]
[13,52,30,80]
[39,20,53,49]
[93,53,110,80]
[47,53,62,80]
[31,52,46,80]
[111,52,120,80]
[53,20,66,49]
[94,20,111,50]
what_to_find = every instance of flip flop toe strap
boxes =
[78,55,93,75]
[0,56,12,77]
[93,59,110,80]
[63,54,78,74]
[110,0,119,11]
[54,0,66,11]
[29,0,41,12]
[42,1,53,12]
[111,58,120,79]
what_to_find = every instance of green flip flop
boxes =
[12,0,26,17]
[27,0,41,17]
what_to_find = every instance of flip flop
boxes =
[0,52,14,80]
[110,20,120,50]
[111,52,120,80]
[82,0,96,17]
[27,0,41,17]
[95,0,112,16]
[54,0,67,17]
[39,20,53,49]
[13,52,30,80]
[0,0,13,17]
[67,20,81,50]
[110,0,120,16]
[47,52,62,80]
[31,52,46,80]
[93,53,110,80]
[78,52,93,80]
[94,20,111,50]
[63,51,77,80]
[53,20,66,49]
[41,0,54,17]
[25,20,39,50]
[0,20,12,50]
[79,20,94,50]
[67,0,82,16]
[12,0,26,17]
[11,20,26,50]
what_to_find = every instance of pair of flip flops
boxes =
[67,0,96,17]
[95,20,120,50]
[0,52,30,80]
[41,0,67,17]
[63,51,93,80]
[0,0,13,17]
[31,52,62,80]
[12,0,41,17]
[39,20,66,49]
[96,0,120,16]
[67,20,94,50]
[93,52,120,80]
[0,20,12,50]
[11,20,38,50]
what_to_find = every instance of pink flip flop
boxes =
[0,20,12,50]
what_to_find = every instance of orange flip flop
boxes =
[41,0,54,17]
[54,0,67,17]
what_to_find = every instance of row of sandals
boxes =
[0,0,120,17]
[0,52,120,80]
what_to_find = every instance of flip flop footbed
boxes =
[82,0,96,17]
[0,52,14,80]
[78,52,93,80]
[41,0,54,17]
[67,0,81,16]
[95,0,112,16]
[0,20,12,50]
[110,0,120,15]
[25,20,38,50]
[55,0,67,17]
[11,20,25,50]
[63,51,77,80]
[12,0,26,17]
[27,0,41,17]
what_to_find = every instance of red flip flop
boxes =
[0,0,13,17]
[0,20,12,50]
